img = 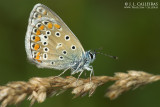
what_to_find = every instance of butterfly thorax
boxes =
[71,50,96,74]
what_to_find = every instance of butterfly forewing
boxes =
[25,3,85,70]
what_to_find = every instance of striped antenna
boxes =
[94,47,118,60]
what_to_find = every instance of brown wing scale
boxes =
[25,4,85,70]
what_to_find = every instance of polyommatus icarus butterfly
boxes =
[25,3,96,79]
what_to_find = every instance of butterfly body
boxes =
[70,50,96,75]
[25,3,96,76]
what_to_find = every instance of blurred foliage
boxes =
[0,0,159,107]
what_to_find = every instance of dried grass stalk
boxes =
[105,70,160,99]
[0,70,160,107]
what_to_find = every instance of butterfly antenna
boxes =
[96,51,118,60]
[94,47,103,51]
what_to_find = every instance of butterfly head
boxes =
[85,50,96,64]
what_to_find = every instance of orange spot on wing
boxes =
[43,11,47,15]
[35,52,41,62]
[38,15,42,18]
[54,24,61,29]
[34,36,40,42]
[34,44,40,50]
[37,59,42,63]
[35,55,40,60]
[39,25,44,30]
[48,22,53,29]
[36,30,41,35]
[37,52,40,56]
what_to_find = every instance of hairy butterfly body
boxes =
[25,3,96,78]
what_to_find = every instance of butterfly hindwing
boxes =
[25,3,85,70]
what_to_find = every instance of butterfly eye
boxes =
[43,53,48,60]
[62,50,67,55]
[55,32,61,37]
[59,56,64,60]
[71,45,76,50]
[46,30,51,36]
[65,35,70,41]
[43,47,49,52]
[89,52,94,60]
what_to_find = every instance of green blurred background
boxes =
[0,0,160,107]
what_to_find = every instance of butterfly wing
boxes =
[25,3,85,70]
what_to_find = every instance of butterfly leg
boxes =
[84,71,87,77]
[89,67,93,82]
[71,62,82,75]
[84,66,93,82]
[76,70,84,86]
[56,67,70,77]
[92,68,95,76]
[77,70,84,80]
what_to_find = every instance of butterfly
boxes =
[25,3,96,79]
